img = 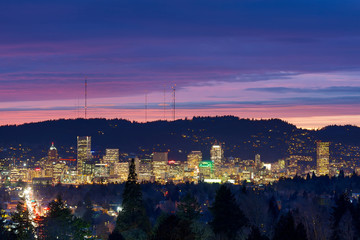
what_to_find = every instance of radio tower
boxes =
[84,77,87,119]
[172,84,176,121]
[145,91,148,122]
[163,88,166,120]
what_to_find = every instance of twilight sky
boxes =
[1,0,360,128]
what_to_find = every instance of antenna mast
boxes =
[163,88,166,120]
[145,91,148,122]
[85,77,87,119]
[172,84,176,121]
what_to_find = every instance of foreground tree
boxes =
[44,195,90,240]
[247,226,269,240]
[112,158,150,239]
[151,214,195,240]
[11,200,34,240]
[331,193,356,240]
[272,211,308,240]
[210,185,248,239]
[177,193,201,222]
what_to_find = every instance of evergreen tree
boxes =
[82,196,95,226]
[210,185,248,240]
[115,158,151,237]
[177,193,201,222]
[247,226,269,240]
[11,199,34,240]
[44,195,90,240]
[108,229,125,240]
[272,211,307,240]
[151,214,195,240]
[295,222,308,240]
[331,193,351,228]
[268,196,279,221]
[272,212,296,240]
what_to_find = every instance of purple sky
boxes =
[1,0,360,128]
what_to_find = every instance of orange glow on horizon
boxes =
[2,105,360,129]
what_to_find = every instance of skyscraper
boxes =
[48,142,58,162]
[187,151,202,170]
[255,154,261,170]
[77,136,92,175]
[102,149,119,164]
[187,151,202,181]
[45,142,59,177]
[210,144,223,167]
[316,141,330,176]
[152,152,168,182]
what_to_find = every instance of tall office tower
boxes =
[152,152,168,182]
[255,154,261,170]
[138,158,153,182]
[77,136,92,175]
[187,151,202,171]
[199,160,214,181]
[116,161,129,182]
[316,141,330,176]
[210,144,224,167]
[187,151,202,181]
[102,149,119,164]
[168,161,183,183]
[48,142,59,162]
[44,142,58,177]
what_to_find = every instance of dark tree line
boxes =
[4,171,360,239]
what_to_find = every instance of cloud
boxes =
[245,86,360,94]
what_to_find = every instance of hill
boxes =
[0,116,359,162]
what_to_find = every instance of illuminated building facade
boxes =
[152,152,168,182]
[316,141,330,176]
[211,144,223,176]
[199,160,214,180]
[211,145,223,166]
[45,143,59,178]
[255,154,261,170]
[138,158,153,182]
[115,162,129,182]
[102,149,119,164]
[168,160,183,183]
[53,162,66,182]
[94,163,110,178]
[48,142,58,162]
[77,136,92,175]
[187,151,202,172]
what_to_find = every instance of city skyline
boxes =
[1,0,360,129]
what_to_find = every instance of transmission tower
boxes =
[84,77,87,119]
[172,84,176,121]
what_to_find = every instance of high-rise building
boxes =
[138,158,153,182]
[102,149,119,164]
[211,144,223,177]
[152,152,168,182]
[210,145,223,167]
[186,151,202,181]
[53,162,66,183]
[255,154,261,169]
[199,160,214,181]
[94,163,110,178]
[168,160,184,182]
[187,151,202,171]
[77,136,92,175]
[48,142,59,162]
[316,141,330,176]
[115,161,129,182]
[44,142,59,178]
